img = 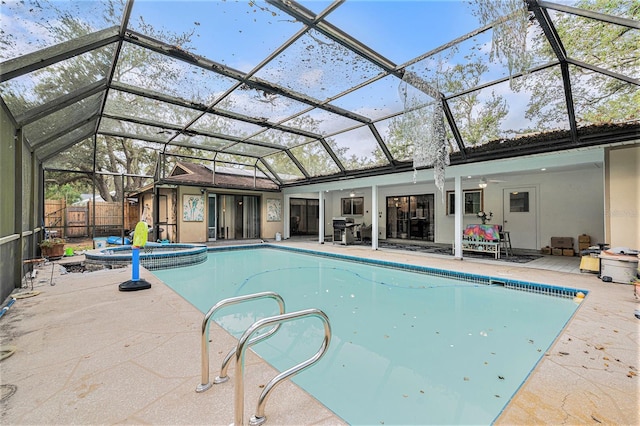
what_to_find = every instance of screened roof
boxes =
[1,0,638,187]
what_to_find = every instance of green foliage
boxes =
[44,180,83,204]
[39,238,65,248]
[384,60,509,158]
[442,63,508,145]
[258,115,347,180]
[2,0,199,201]
[524,0,639,126]
[470,0,532,77]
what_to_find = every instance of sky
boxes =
[0,0,590,162]
[127,0,481,71]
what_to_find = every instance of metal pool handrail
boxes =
[196,291,286,393]
[234,308,331,426]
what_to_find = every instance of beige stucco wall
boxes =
[172,188,283,243]
[605,143,640,249]
[178,187,207,243]
[262,194,284,240]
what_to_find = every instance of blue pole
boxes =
[132,247,140,281]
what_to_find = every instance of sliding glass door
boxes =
[217,194,260,240]
[386,194,434,241]
[290,198,319,236]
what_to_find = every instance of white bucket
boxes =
[275,232,282,241]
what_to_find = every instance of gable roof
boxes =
[163,162,279,191]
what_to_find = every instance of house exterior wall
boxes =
[126,144,638,251]
[135,186,284,243]
[297,164,606,251]
[261,194,284,240]
[434,167,605,250]
[605,143,640,249]
[178,187,207,243]
[169,187,283,243]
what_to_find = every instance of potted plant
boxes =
[39,237,65,259]
[477,211,493,224]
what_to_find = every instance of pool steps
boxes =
[197,292,285,392]
[196,291,331,426]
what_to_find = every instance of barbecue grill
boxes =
[333,217,355,245]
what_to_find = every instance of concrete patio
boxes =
[1,241,638,425]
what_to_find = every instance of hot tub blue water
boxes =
[85,242,207,270]
[153,245,585,425]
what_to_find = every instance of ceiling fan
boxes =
[477,177,506,188]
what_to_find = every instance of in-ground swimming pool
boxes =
[153,246,584,425]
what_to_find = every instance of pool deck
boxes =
[1,240,638,425]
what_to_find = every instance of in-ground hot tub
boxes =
[84,242,207,271]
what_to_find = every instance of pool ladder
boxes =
[196,291,331,426]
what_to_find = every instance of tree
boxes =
[522,0,639,127]
[382,59,509,161]
[258,115,349,181]
[1,0,200,202]
[441,63,508,145]
[44,182,82,204]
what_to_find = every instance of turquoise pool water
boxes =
[153,246,582,425]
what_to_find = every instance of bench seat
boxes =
[452,224,504,259]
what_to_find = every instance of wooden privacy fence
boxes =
[44,199,139,238]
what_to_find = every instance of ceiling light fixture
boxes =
[478,177,488,188]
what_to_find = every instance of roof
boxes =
[1,0,638,187]
[163,162,279,191]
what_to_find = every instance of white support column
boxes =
[318,191,325,244]
[371,184,378,250]
[454,175,463,258]
[283,194,290,239]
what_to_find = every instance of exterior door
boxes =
[503,187,538,249]
[207,194,216,242]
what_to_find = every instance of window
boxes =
[446,190,483,215]
[509,191,529,212]
[341,197,364,215]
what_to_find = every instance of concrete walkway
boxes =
[1,241,638,425]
